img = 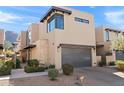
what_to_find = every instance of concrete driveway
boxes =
[76,67,124,86]
[0,67,124,86]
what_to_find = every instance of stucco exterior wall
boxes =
[95,27,104,43]
[20,32,27,49]
[28,23,40,43]
[96,56,101,63]
[0,29,5,45]
[30,39,49,64]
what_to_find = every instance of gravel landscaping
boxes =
[2,71,83,86]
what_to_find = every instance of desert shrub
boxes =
[5,61,15,69]
[24,66,45,73]
[98,61,106,67]
[24,66,34,73]
[62,64,74,75]
[15,59,21,69]
[0,64,11,76]
[0,62,4,68]
[35,66,45,72]
[28,59,39,67]
[49,64,55,69]
[108,61,115,66]
[116,60,124,70]
[48,69,58,80]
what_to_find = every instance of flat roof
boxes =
[40,6,72,22]
[105,28,123,33]
[24,44,36,49]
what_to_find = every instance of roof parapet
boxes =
[40,6,72,22]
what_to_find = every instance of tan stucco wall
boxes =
[95,27,104,43]
[0,29,5,45]
[28,23,40,43]
[106,51,116,64]
[20,32,27,49]
[108,31,118,41]
[30,39,48,64]
[96,56,101,63]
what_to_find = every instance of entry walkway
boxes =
[0,69,48,80]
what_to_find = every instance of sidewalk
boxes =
[0,69,48,80]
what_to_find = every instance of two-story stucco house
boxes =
[0,29,5,58]
[16,31,27,62]
[95,26,124,64]
[22,6,97,69]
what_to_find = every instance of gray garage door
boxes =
[116,51,124,60]
[62,47,92,67]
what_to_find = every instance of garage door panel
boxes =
[62,47,91,67]
[116,51,124,60]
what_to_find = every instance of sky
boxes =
[0,6,124,33]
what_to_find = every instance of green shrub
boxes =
[28,59,39,67]
[48,69,58,80]
[24,66,45,73]
[24,66,35,73]
[0,62,4,68]
[49,64,55,69]
[108,61,115,66]
[62,64,74,75]
[116,60,124,70]
[0,64,11,76]
[5,61,15,69]
[35,66,45,72]
[98,61,106,67]
[15,59,21,69]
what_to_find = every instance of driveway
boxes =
[76,67,124,86]
[0,67,124,86]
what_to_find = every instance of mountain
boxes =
[5,31,18,43]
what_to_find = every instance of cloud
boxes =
[104,11,124,24]
[0,11,22,23]
[104,11,124,29]
[89,6,96,8]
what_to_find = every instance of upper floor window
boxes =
[28,31,31,43]
[104,31,109,41]
[47,14,64,32]
[75,17,89,24]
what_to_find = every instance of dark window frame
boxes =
[75,17,89,24]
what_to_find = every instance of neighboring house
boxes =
[22,6,97,69]
[24,23,41,62]
[16,31,27,62]
[95,26,124,64]
[0,29,5,58]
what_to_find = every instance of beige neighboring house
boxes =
[0,29,5,58]
[23,6,97,69]
[16,31,27,62]
[95,26,124,64]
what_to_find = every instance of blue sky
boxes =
[0,6,124,33]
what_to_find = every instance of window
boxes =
[47,14,64,32]
[56,15,64,29]
[28,31,31,43]
[104,31,109,41]
[48,18,55,32]
[75,17,89,24]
